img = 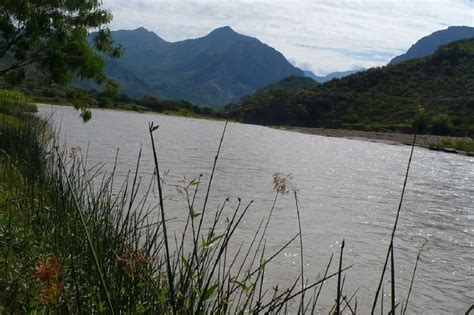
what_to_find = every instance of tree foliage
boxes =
[0,0,121,85]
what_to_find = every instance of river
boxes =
[38,104,473,314]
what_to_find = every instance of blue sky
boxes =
[103,0,474,75]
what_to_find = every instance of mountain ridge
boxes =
[94,26,303,107]
[390,25,474,64]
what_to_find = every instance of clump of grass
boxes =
[440,136,454,147]
[433,136,474,153]
[454,138,474,152]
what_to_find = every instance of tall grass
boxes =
[0,95,434,313]
[0,99,346,313]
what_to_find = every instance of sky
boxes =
[102,0,474,75]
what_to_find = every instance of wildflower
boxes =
[69,146,81,159]
[116,253,136,272]
[33,256,62,305]
[34,256,61,283]
[136,252,153,266]
[36,282,63,305]
[116,250,154,273]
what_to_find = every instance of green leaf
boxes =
[189,207,201,218]
[202,284,219,302]
[182,257,194,277]
[231,279,251,293]
[80,108,92,123]
[201,234,224,249]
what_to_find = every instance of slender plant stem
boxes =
[371,130,417,314]
[196,121,228,242]
[391,242,396,314]
[336,239,345,315]
[311,254,334,313]
[148,122,176,313]
[261,264,353,313]
[55,147,115,315]
[294,191,305,314]
[403,243,424,314]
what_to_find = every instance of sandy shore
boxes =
[272,126,474,156]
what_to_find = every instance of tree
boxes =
[412,111,430,134]
[430,114,453,135]
[0,0,121,86]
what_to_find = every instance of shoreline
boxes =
[36,102,473,156]
[34,102,228,122]
[272,126,474,156]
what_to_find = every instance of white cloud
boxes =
[102,0,474,74]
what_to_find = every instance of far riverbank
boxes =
[272,126,474,156]
[36,101,474,156]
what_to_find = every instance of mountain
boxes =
[303,69,364,83]
[390,26,474,64]
[227,38,474,136]
[94,26,303,107]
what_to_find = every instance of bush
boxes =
[0,89,37,113]
[42,88,59,98]
[440,137,454,147]
[97,97,113,108]
[430,114,453,135]
[455,138,474,152]
[412,112,430,134]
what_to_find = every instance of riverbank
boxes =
[34,101,229,122]
[38,98,474,156]
[36,98,474,156]
[26,86,225,120]
[273,126,474,156]
[37,95,474,156]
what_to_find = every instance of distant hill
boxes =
[260,76,319,92]
[303,69,364,83]
[227,39,474,136]
[390,26,474,64]
[91,26,303,107]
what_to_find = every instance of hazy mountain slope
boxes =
[99,26,303,107]
[303,69,363,83]
[228,39,474,135]
[390,26,474,64]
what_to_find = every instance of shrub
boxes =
[430,114,453,135]
[454,138,474,152]
[0,89,37,113]
[412,112,430,134]
[440,137,454,147]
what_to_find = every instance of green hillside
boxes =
[260,76,319,92]
[227,39,474,136]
